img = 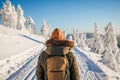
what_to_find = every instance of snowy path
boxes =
[6,46,108,80]
[73,47,107,80]
[6,45,45,80]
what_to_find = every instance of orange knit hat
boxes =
[50,28,64,40]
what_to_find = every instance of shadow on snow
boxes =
[19,34,45,45]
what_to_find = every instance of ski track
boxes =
[6,46,108,80]
[6,45,45,80]
[73,47,107,80]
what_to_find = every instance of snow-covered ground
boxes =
[0,25,46,79]
[0,25,45,60]
[0,25,120,80]
[75,47,120,80]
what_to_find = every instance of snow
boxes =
[17,5,26,30]
[26,16,36,34]
[0,25,46,79]
[73,47,107,80]
[5,45,45,80]
[0,25,45,60]
[0,25,120,80]
[76,47,120,80]
[40,20,51,38]
[103,22,120,72]
[89,23,104,54]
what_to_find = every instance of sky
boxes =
[0,0,120,34]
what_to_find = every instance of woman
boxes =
[36,28,80,80]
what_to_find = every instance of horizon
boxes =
[0,0,120,34]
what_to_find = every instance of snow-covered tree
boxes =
[40,20,47,37]
[5,0,12,13]
[68,35,73,41]
[76,29,80,43]
[0,0,36,32]
[79,33,87,48]
[17,5,26,31]
[89,23,104,54]
[9,5,17,29]
[77,33,90,51]
[0,4,6,26]
[0,0,17,29]
[103,22,120,72]
[0,1,11,27]
[102,43,118,71]
[104,22,119,55]
[26,16,36,34]
[73,29,76,43]
[40,20,51,39]
[73,28,80,43]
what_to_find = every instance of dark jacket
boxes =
[36,39,80,80]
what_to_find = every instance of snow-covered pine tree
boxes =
[104,22,119,55]
[78,33,87,48]
[102,43,118,72]
[9,5,17,29]
[40,20,51,39]
[1,3,7,26]
[68,35,73,41]
[73,29,76,43]
[5,0,12,13]
[0,0,36,32]
[26,16,36,34]
[74,29,79,43]
[40,20,47,37]
[17,5,26,31]
[73,28,80,43]
[0,0,17,29]
[1,0,11,27]
[103,22,120,72]
[89,23,104,54]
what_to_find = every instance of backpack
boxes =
[46,55,70,80]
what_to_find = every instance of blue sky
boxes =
[0,0,120,34]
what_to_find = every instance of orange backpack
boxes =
[46,55,68,80]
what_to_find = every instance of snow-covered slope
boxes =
[0,25,45,60]
[0,25,46,79]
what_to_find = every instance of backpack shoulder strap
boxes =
[65,52,74,68]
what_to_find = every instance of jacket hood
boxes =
[45,46,70,55]
[45,39,74,55]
